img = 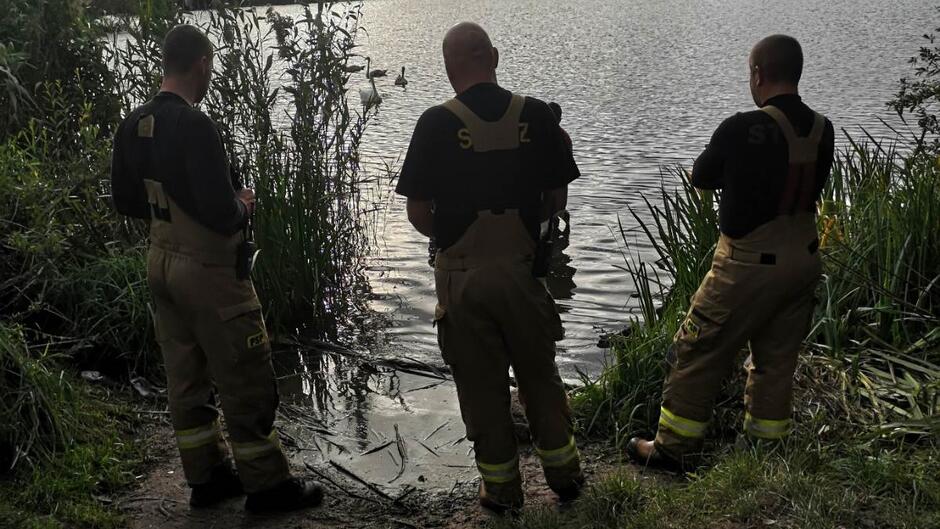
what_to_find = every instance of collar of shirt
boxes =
[155,91,190,106]
[764,93,802,108]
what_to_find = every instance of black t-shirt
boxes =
[395,83,580,249]
[691,94,835,239]
[110,91,247,235]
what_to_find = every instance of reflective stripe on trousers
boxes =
[536,436,580,468]
[659,406,708,439]
[231,429,282,461]
[477,456,520,484]
[744,413,792,439]
[176,419,223,450]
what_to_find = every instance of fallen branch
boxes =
[329,459,396,502]
[304,461,380,504]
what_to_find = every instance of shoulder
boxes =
[710,110,769,140]
[413,104,461,135]
[179,106,217,131]
[520,95,555,124]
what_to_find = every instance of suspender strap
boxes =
[442,93,525,152]
[760,105,826,164]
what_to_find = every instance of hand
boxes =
[238,188,256,215]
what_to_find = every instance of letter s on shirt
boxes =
[458,128,473,149]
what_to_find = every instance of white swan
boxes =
[359,75,382,107]
[394,66,408,87]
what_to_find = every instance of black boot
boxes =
[553,474,586,503]
[244,477,324,514]
[625,437,686,473]
[190,462,244,508]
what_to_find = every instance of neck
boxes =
[759,84,799,106]
[160,77,195,106]
[452,72,497,95]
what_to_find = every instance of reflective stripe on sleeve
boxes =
[744,413,791,440]
[176,420,222,450]
[476,456,520,484]
[659,407,708,439]
[535,436,580,468]
[231,429,281,461]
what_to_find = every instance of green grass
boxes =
[564,135,939,528]
[491,440,940,529]
[0,322,146,529]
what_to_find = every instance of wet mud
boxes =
[121,346,619,528]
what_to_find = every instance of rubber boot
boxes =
[244,477,324,514]
[552,472,585,503]
[189,461,244,508]
[479,480,524,516]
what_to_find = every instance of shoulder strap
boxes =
[441,92,525,153]
[760,105,799,145]
[442,97,480,130]
[761,105,827,164]
[808,112,826,147]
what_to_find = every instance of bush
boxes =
[0,0,120,140]
[0,91,152,374]
[0,322,78,471]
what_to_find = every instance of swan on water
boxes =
[359,75,382,107]
[394,66,408,87]
[365,57,387,79]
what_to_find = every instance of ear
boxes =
[492,47,500,70]
[752,65,763,86]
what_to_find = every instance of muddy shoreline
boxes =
[120,352,620,528]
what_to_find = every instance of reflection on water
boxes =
[273,347,473,491]
[261,0,932,490]
[315,0,934,380]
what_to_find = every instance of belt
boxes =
[728,238,820,265]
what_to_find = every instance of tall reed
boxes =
[112,3,374,336]
[577,137,940,441]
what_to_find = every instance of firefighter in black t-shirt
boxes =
[111,25,322,513]
[396,22,584,512]
[626,35,835,471]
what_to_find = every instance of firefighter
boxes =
[396,22,585,513]
[110,24,322,512]
[627,35,836,470]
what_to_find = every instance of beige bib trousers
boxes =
[434,94,584,507]
[142,136,289,493]
[654,106,826,461]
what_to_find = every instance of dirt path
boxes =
[121,421,617,529]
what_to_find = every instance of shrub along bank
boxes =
[0,0,372,526]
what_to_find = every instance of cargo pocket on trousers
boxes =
[218,298,270,365]
[672,296,730,368]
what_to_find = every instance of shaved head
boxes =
[442,22,499,93]
[750,34,803,85]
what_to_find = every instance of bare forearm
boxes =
[541,187,568,221]
[406,199,434,237]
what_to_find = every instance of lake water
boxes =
[137,0,933,495]
[307,0,932,378]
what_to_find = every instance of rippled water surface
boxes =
[278,0,930,378]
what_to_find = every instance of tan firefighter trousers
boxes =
[434,210,583,505]
[144,180,290,493]
[655,213,822,460]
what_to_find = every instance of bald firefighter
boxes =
[397,22,585,513]
[627,35,835,470]
[110,25,322,512]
